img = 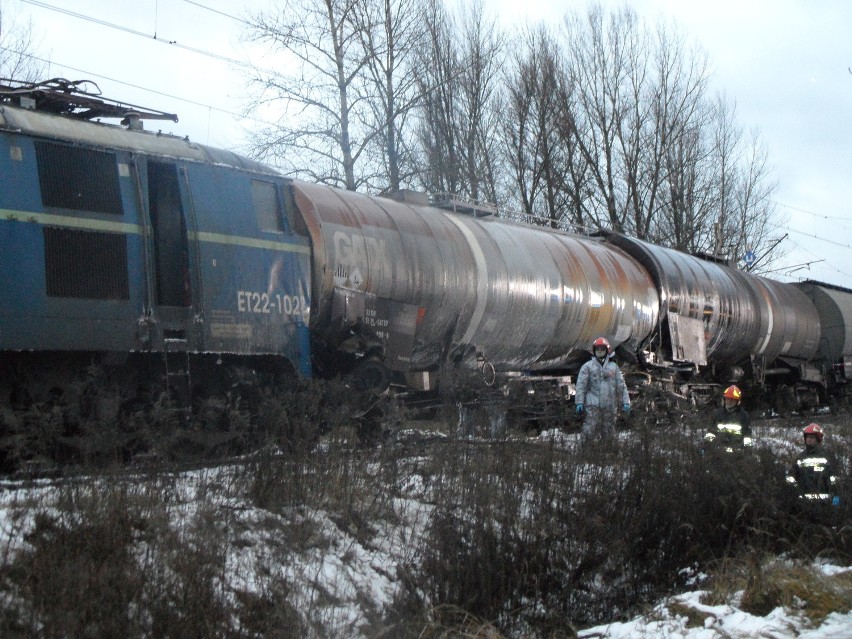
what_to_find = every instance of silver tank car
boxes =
[290,182,659,378]
[604,234,820,368]
[742,275,821,363]
[796,281,852,366]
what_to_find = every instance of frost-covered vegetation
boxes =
[0,398,850,637]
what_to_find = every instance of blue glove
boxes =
[832,495,840,507]
[575,403,584,415]
[623,403,631,413]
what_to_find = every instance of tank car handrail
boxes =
[430,192,497,217]
[424,190,601,237]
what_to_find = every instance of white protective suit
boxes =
[575,352,630,440]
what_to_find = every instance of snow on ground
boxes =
[0,462,438,638]
[0,418,849,637]
[578,575,852,638]
[577,416,852,638]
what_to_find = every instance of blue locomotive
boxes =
[1,79,851,454]
[0,81,312,415]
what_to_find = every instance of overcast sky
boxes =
[12,0,852,288]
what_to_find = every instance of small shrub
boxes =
[0,482,151,637]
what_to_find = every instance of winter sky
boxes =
[14,0,852,288]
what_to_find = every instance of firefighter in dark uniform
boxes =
[785,423,840,505]
[702,385,753,454]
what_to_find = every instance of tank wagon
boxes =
[1,79,851,445]
[294,182,658,392]
[605,234,828,408]
[795,281,852,405]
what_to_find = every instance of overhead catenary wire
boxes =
[19,0,325,144]
[20,0,280,77]
[777,236,852,282]
[0,45,269,128]
[785,226,852,251]
[180,0,250,25]
[775,200,852,223]
[774,201,852,251]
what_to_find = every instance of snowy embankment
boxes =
[0,417,849,637]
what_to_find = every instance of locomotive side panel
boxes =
[180,163,311,372]
[0,134,149,352]
[0,104,313,378]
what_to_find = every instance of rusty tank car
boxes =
[292,183,660,392]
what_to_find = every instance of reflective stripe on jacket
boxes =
[704,406,752,450]
[786,447,838,495]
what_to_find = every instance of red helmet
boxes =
[723,385,741,401]
[803,423,824,443]
[592,337,610,351]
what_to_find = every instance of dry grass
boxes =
[663,601,712,629]
[699,556,852,624]
[381,604,510,639]
[0,405,850,636]
[743,562,852,623]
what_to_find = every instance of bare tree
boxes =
[0,0,45,81]
[244,0,373,191]
[645,21,714,249]
[713,105,778,265]
[353,0,425,192]
[243,0,427,193]
[503,26,595,229]
[415,0,504,203]
[630,21,710,242]
[546,3,778,263]
[503,26,562,220]
[456,1,504,203]
[414,0,461,194]
[559,4,646,233]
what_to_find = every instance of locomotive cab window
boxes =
[252,179,284,233]
[35,141,123,215]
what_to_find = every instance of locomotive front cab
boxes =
[173,160,312,377]
[0,85,314,418]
